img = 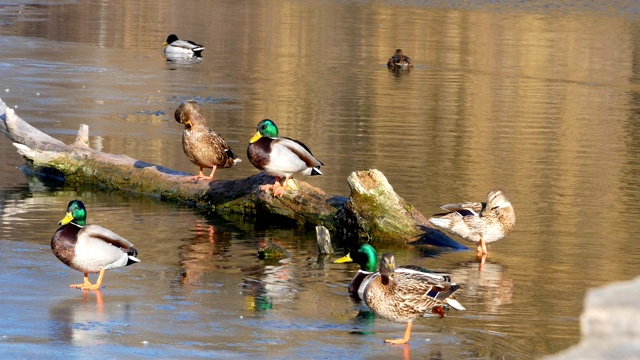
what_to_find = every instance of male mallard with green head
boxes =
[175,101,241,181]
[429,189,516,256]
[163,34,204,57]
[387,49,413,70]
[247,119,323,197]
[51,200,140,290]
[362,253,463,345]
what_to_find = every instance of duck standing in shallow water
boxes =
[387,49,413,70]
[247,119,323,197]
[334,243,458,305]
[51,200,140,291]
[362,253,464,345]
[429,189,516,256]
[163,34,204,57]
[175,101,241,182]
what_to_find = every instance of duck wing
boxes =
[275,137,323,168]
[170,39,204,52]
[80,225,137,254]
[438,201,485,216]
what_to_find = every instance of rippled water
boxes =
[1,0,640,358]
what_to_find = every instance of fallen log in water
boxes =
[0,98,466,248]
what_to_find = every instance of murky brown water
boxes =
[2,0,640,358]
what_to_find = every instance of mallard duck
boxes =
[429,189,516,256]
[247,119,323,197]
[175,101,241,181]
[362,253,464,345]
[163,34,204,57]
[387,49,413,70]
[51,200,140,290]
[334,243,379,299]
[334,244,455,302]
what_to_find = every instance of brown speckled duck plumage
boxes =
[175,101,241,181]
[429,189,516,255]
[387,49,413,70]
[363,253,464,344]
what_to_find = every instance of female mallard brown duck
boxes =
[362,253,464,345]
[429,189,516,256]
[247,119,323,197]
[163,34,204,57]
[387,49,413,70]
[51,200,140,290]
[175,101,241,181]
[334,243,453,302]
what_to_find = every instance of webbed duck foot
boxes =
[385,338,409,345]
[70,273,92,289]
[273,184,287,197]
[260,182,286,197]
[190,168,215,182]
[72,269,105,291]
[189,175,213,182]
[385,322,412,345]
[79,283,102,291]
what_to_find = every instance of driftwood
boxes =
[0,98,465,248]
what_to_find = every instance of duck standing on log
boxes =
[247,119,323,197]
[51,200,140,291]
[429,189,516,256]
[175,101,241,182]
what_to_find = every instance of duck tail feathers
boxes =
[126,247,140,265]
[225,149,241,163]
[429,217,451,229]
[126,255,141,266]
[444,297,465,311]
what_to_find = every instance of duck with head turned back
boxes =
[247,119,323,197]
[51,200,140,291]
[362,252,464,345]
[429,189,516,256]
[387,49,413,70]
[175,101,241,182]
[163,34,204,57]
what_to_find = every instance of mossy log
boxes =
[0,98,465,248]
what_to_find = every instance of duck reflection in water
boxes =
[242,240,296,312]
[177,220,227,285]
[450,260,513,313]
[48,290,107,345]
[165,54,203,66]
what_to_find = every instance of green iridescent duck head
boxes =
[334,243,378,273]
[58,200,87,227]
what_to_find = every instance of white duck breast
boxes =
[264,137,322,176]
[71,225,139,273]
